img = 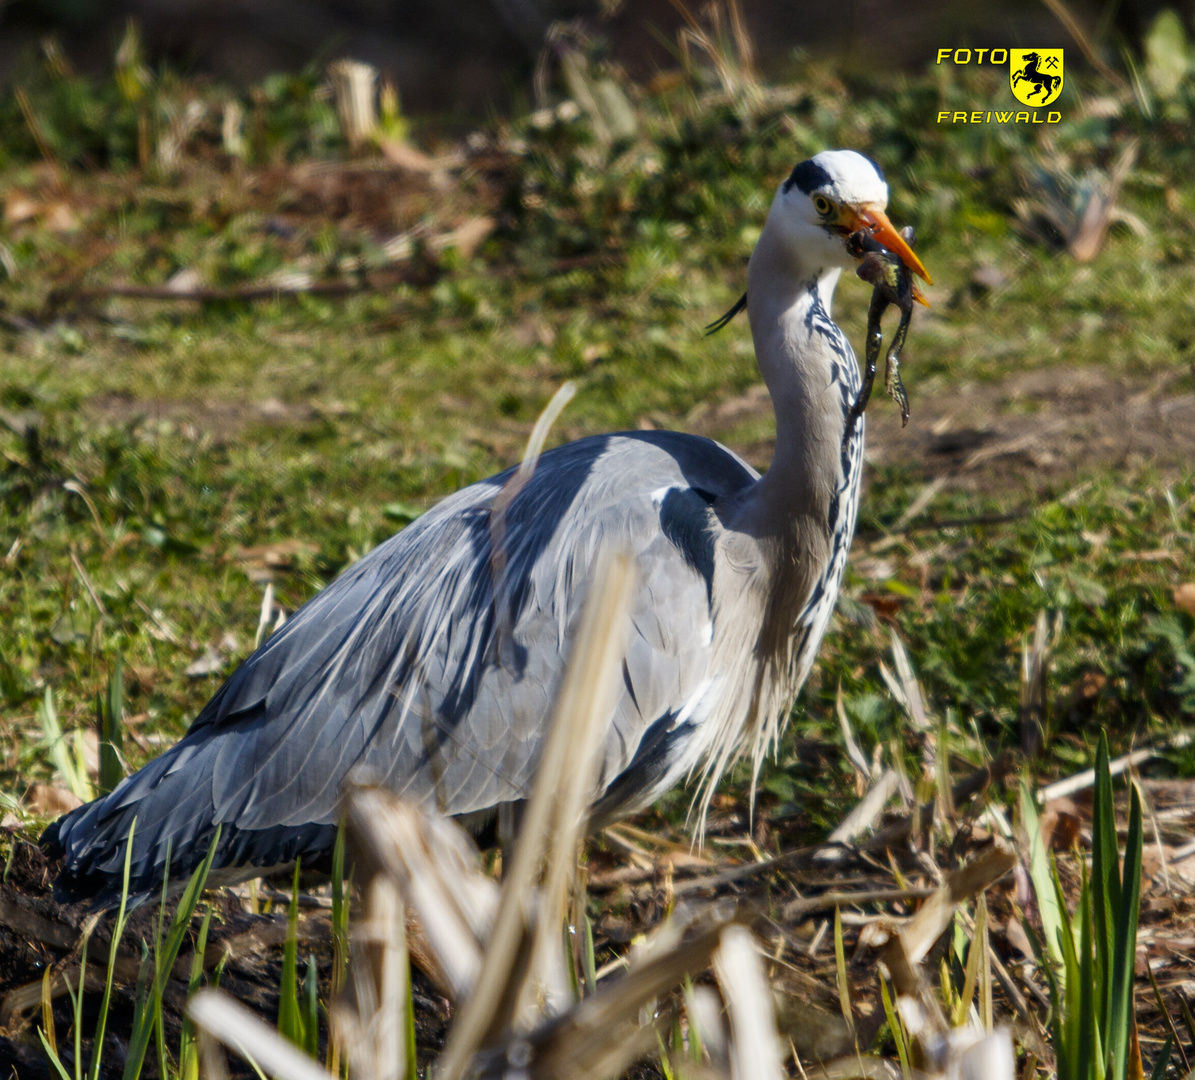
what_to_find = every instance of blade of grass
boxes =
[328,820,348,1077]
[1148,1037,1172,1080]
[977,894,993,1032]
[74,930,89,1080]
[833,907,854,1041]
[655,1030,676,1080]
[179,904,213,1080]
[89,819,136,1080]
[1051,856,1081,1071]
[1022,779,1066,976]
[1146,960,1190,1073]
[404,951,417,1080]
[152,844,172,1080]
[41,968,58,1061]
[1092,731,1119,1040]
[563,920,581,1002]
[879,977,911,1080]
[940,956,960,1020]
[1022,907,1068,1079]
[279,860,304,1049]
[683,977,703,1063]
[98,655,124,795]
[669,1011,684,1061]
[38,1028,74,1080]
[954,900,985,1027]
[1069,858,1096,1080]
[1107,781,1144,1080]
[582,913,597,999]
[124,828,220,1080]
[40,685,93,801]
[62,976,80,1075]
[302,955,319,1060]
[120,943,151,1080]
[71,733,93,802]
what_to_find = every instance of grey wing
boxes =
[47,431,757,902]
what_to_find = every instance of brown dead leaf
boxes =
[443,216,495,260]
[1174,850,1195,879]
[1004,916,1035,962]
[647,71,686,95]
[5,194,79,232]
[232,538,319,582]
[1142,844,1195,881]
[1076,670,1108,700]
[859,592,906,622]
[1128,1015,1144,1080]
[5,194,41,226]
[42,202,79,233]
[1039,798,1082,851]
[1174,582,1195,616]
[24,784,83,815]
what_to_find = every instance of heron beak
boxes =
[845,205,932,286]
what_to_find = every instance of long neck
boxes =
[734,224,860,543]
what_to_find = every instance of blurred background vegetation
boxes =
[0,0,1179,118]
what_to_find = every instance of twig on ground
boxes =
[1037,731,1194,803]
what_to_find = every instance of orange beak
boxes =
[845,205,933,291]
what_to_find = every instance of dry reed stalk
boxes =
[713,924,784,1080]
[187,538,792,1080]
[490,380,577,661]
[188,990,335,1080]
[328,60,378,148]
[838,841,1018,1080]
[435,548,636,1079]
[343,789,501,1000]
[1019,610,1050,758]
[335,875,408,1080]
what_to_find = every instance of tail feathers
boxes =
[41,734,337,909]
[50,816,337,909]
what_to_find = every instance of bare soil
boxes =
[0,834,452,1080]
[705,362,1195,494]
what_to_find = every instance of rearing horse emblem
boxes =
[1010,49,1064,107]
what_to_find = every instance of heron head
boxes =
[772,149,932,285]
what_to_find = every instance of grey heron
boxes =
[43,149,930,906]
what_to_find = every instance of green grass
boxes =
[1023,732,1152,1080]
[0,22,1192,842]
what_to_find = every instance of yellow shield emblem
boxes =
[1010,49,1064,107]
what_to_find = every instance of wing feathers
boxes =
[50,432,758,902]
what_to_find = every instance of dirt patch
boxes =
[696,363,1195,494]
[0,833,452,1080]
[79,361,1195,498]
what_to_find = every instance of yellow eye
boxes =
[813,195,834,216]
